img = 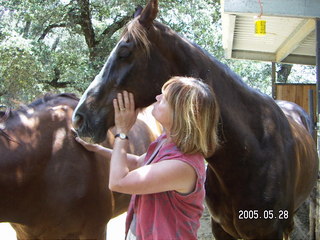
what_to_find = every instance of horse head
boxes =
[72,0,197,143]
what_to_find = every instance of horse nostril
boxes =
[72,113,84,130]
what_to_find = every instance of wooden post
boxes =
[315,17,320,240]
[272,62,276,99]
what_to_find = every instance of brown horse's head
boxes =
[72,0,197,143]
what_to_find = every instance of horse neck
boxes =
[165,32,268,140]
[165,32,250,100]
[0,111,48,221]
[0,107,62,183]
[2,109,47,150]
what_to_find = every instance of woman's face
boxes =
[152,93,173,131]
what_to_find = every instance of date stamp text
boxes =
[238,210,289,220]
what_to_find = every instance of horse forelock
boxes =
[122,18,151,56]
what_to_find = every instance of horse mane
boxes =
[27,93,79,109]
[121,18,151,56]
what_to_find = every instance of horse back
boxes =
[276,100,318,209]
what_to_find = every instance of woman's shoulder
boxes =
[160,138,200,155]
[160,142,204,165]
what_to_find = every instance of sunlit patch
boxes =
[17,112,40,129]
[138,105,163,136]
[50,106,68,121]
[78,135,96,145]
[0,122,5,131]
[15,166,24,185]
[277,101,306,128]
[53,127,67,153]
[12,112,41,149]
[26,108,35,115]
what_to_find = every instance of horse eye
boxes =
[118,47,131,59]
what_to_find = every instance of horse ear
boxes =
[138,0,158,28]
[133,5,143,18]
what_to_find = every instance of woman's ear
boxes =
[138,0,158,28]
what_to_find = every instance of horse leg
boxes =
[262,231,285,240]
[81,226,106,240]
[97,228,106,240]
[211,219,237,240]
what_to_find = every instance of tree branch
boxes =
[0,90,8,98]
[39,68,73,89]
[76,0,97,50]
[96,14,132,45]
[38,23,67,41]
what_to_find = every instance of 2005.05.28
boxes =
[238,210,289,220]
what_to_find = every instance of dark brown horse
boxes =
[275,100,317,239]
[0,93,157,239]
[72,0,319,239]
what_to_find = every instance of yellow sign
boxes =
[255,19,266,35]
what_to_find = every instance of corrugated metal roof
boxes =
[221,0,319,65]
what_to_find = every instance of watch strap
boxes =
[115,133,129,140]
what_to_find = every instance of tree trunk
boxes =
[277,64,293,83]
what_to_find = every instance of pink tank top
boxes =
[125,134,206,240]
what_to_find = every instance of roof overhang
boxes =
[221,0,320,65]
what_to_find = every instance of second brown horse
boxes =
[0,93,158,239]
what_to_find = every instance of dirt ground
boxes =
[0,204,213,240]
[198,204,214,240]
[107,203,214,240]
[1,202,315,240]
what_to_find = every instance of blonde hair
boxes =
[162,76,220,157]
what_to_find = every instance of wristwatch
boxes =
[115,133,129,140]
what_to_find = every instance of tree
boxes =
[0,0,143,106]
[0,0,222,105]
[277,64,293,83]
[0,0,315,107]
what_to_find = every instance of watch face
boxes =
[115,133,128,140]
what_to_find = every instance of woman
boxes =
[76,76,220,240]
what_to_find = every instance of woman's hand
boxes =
[75,136,102,152]
[113,91,139,134]
[75,136,113,159]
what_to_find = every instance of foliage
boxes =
[227,59,273,95]
[159,1,223,58]
[0,35,45,104]
[0,0,316,107]
[285,65,316,83]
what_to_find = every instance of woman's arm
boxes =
[109,91,197,195]
[109,154,197,195]
[77,91,197,195]
[75,136,146,171]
